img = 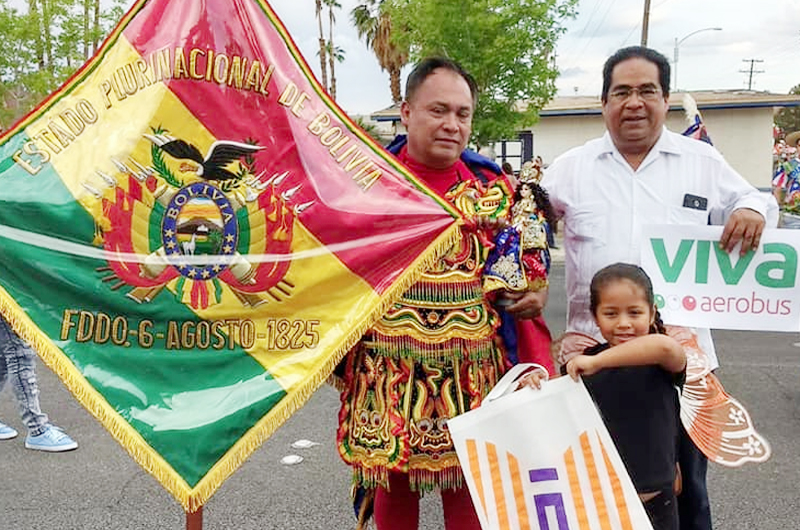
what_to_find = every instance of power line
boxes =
[739,59,764,90]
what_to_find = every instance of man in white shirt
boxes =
[542,46,776,530]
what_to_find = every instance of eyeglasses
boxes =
[608,86,662,102]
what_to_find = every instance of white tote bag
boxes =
[448,364,653,530]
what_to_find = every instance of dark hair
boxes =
[501,161,513,175]
[589,262,667,335]
[514,181,556,229]
[405,56,479,107]
[601,46,671,103]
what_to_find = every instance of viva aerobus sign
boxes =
[641,225,800,332]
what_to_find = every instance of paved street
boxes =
[2,260,799,529]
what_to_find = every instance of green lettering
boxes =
[713,244,754,285]
[695,240,710,284]
[755,243,797,288]
[651,238,694,283]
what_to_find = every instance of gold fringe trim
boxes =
[0,288,193,505]
[402,279,484,306]
[408,466,465,493]
[0,222,463,512]
[327,372,348,393]
[351,464,465,493]
[354,465,390,490]
[367,334,498,361]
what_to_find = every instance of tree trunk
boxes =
[43,0,53,72]
[390,67,401,104]
[330,62,336,100]
[93,0,101,54]
[315,0,328,91]
[83,0,90,59]
[29,0,45,70]
[328,7,335,99]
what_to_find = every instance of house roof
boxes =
[370,90,800,121]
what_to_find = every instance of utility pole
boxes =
[739,59,764,90]
[641,0,651,45]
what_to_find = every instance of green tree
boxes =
[351,0,408,104]
[0,0,124,129]
[353,115,381,142]
[390,0,576,144]
[775,84,800,136]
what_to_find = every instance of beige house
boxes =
[371,90,800,189]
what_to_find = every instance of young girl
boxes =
[522,263,686,530]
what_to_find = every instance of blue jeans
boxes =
[0,316,49,436]
[678,423,712,530]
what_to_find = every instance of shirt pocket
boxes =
[668,205,709,226]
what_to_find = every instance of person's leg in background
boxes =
[677,424,712,530]
[442,484,482,530]
[0,345,19,440]
[0,317,50,437]
[0,316,77,451]
[374,472,420,530]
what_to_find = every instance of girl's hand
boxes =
[517,367,549,390]
[565,355,601,380]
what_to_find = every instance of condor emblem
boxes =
[88,127,312,309]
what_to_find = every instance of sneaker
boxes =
[0,421,18,440]
[25,426,78,452]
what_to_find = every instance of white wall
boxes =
[529,107,775,189]
[529,115,605,168]
[688,108,774,189]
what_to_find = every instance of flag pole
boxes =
[186,507,203,530]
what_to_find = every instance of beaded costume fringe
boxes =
[353,463,465,493]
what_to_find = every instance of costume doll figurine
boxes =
[518,160,542,184]
[483,172,555,296]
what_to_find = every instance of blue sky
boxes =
[115,0,800,115]
[270,0,800,115]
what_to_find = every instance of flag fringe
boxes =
[0,288,194,504]
[0,220,462,512]
[0,0,465,512]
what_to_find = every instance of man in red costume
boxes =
[336,57,550,530]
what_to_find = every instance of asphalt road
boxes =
[1,260,799,529]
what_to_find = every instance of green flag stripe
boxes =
[0,133,284,486]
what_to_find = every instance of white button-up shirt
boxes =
[542,128,777,369]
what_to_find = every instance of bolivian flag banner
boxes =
[0,0,460,511]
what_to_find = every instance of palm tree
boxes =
[315,0,328,90]
[324,0,342,99]
[322,42,345,100]
[351,0,408,104]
